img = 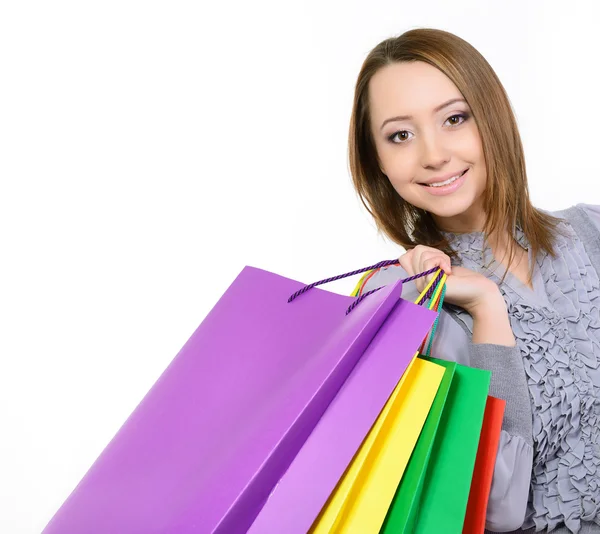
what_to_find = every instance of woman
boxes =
[351,28,600,533]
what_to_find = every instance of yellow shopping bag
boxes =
[310,273,447,534]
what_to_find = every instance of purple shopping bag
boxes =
[247,294,437,534]
[42,264,437,534]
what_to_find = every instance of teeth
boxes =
[427,170,464,187]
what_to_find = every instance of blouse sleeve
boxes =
[361,266,533,532]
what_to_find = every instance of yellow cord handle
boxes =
[424,272,447,310]
[351,267,446,309]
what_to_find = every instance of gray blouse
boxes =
[362,204,600,534]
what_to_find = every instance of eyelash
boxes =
[387,112,471,144]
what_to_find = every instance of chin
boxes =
[418,195,477,220]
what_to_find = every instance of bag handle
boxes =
[422,274,447,357]
[287,260,445,316]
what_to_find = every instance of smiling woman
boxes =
[350,30,562,281]
[348,28,600,534]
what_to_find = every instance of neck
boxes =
[431,203,518,255]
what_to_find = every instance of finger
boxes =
[438,253,452,274]
[398,252,415,277]
[422,256,444,273]
[399,252,424,293]
[412,247,438,292]
[412,246,442,277]
[437,252,452,274]
[411,245,427,274]
[421,255,443,289]
[419,250,452,276]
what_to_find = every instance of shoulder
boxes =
[548,203,600,231]
[575,203,600,231]
[546,204,600,273]
[540,204,600,248]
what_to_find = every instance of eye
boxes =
[445,112,470,126]
[387,130,413,144]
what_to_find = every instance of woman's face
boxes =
[368,60,487,231]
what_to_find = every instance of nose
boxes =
[420,131,450,169]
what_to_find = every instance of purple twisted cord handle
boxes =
[287,260,444,315]
[287,259,401,303]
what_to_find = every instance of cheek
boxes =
[385,163,425,206]
[385,167,418,202]
[376,145,422,201]
[469,134,486,185]
[467,126,485,160]
[379,148,417,186]
[387,173,413,195]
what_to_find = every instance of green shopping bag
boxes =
[380,356,491,534]
[412,357,491,533]
[380,357,457,534]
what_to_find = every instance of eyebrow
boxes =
[380,97,468,130]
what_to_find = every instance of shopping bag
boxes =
[247,270,444,534]
[310,357,445,534]
[42,262,438,534]
[380,359,457,534]
[303,274,448,534]
[412,356,492,534]
[463,396,506,534]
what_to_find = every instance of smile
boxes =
[425,168,467,187]
[419,168,469,196]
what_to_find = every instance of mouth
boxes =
[419,168,469,196]
[420,168,468,188]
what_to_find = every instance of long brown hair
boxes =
[348,27,562,283]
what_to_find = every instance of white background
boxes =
[1,1,599,532]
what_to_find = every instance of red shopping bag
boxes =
[463,396,506,534]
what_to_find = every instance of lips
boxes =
[419,167,469,196]
[419,168,468,187]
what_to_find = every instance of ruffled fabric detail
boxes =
[445,223,600,533]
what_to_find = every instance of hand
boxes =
[398,245,500,314]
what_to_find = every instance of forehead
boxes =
[368,61,463,119]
